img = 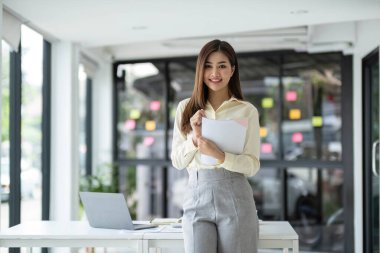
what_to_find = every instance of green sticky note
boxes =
[262,98,273,108]
[130,109,141,119]
[312,116,323,127]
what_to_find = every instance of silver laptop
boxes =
[79,192,157,230]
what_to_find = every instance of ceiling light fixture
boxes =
[132,26,147,30]
[290,10,309,15]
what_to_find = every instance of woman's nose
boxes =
[211,67,220,77]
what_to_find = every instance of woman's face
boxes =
[203,51,235,95]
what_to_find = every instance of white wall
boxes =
[352,19,380,253]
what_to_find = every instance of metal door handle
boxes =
[372,140,379,176]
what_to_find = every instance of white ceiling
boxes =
[4,0,380,60]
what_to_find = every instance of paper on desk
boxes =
[160,225,183,233]
[201,117,248,165]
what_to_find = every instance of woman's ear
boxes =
[231,66,235,77]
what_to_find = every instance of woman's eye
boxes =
[204,65,212,68]
[219,65,226,68]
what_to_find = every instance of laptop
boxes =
[79,192,157,230]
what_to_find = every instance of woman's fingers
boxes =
[191,109,205,127]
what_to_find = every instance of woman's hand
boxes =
[190,109,205,146]
[197,137,225,163]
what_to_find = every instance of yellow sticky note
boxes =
[145,121,156,131]
[312,116,323,127]
[260,127,268,137]
[289,109,301,120]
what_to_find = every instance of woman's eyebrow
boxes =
[205,61,227,64]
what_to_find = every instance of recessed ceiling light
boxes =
[132,26,147,30]
[290,10,309,15]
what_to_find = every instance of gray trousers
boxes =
[183,168,259,253]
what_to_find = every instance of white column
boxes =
[92,62,112,170]
[0,0,3,229]
[50,41,80,221]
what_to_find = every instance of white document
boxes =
[201,117,248,165]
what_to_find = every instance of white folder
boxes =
[201,117,248,165]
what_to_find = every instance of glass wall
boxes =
[78,64,88,176]
[282,54,342,161]
[117,63,166,160]
[1,41,11,230]
[287,168,344,251]
[20,25,43,224]
[1,24,51,244]
[115,52,347,252]
[239,56,281,159]
[1,24,52,253]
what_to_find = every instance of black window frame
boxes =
[362,47,379,253]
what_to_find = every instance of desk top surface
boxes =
[0,221,298,240]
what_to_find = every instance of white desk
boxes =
[0,221,146,252]
[0,221,298,253]
[143,221,299,253]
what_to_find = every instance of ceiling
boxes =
[4,0,380,60]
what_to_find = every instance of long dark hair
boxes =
[180,39,244,134]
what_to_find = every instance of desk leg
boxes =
[137,240,144,253]
[283,248,288,253]
[142,240,149,253]
[293,240,299,253]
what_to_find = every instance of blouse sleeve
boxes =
[170,100,198,170]
[220,105,260,177]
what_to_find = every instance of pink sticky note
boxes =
[286,91,297,102]
[150,101,161,111]
[125,119,136,130]
[292,132,303,143]
[144,136,155,146]
[261,143,273,153]
[236,119,248,127]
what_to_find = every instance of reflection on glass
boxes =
[1,41,11,230]
[117,164,188,220]
[287,168,344,252]
[168,60,197,155]
[20,25,43,225]
[322,169,344,252]
[78,64,87,176]
[249,168,282,220]
[168,167,188,217]
[371,61,379,252]
[282,54,342,161]
[117,63,165,159]
[239,56,280,159]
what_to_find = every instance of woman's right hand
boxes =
[190,109,205,146]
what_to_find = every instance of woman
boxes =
[171,39,261,253]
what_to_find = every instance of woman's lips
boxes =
[209,79,222,83]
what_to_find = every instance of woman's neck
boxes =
[208,91,230,111]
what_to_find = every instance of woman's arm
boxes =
[219,106,261,177]
[170,100,198,170]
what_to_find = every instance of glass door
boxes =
[363,47,379,253]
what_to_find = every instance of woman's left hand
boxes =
[197,137,225,162]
